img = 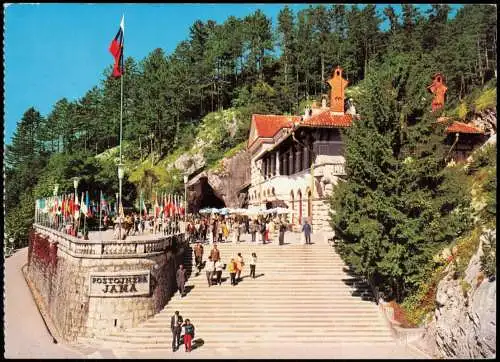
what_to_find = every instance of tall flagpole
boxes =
[118,14,124,241]
[99,190,103,240]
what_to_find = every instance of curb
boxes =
[406,341,436,359]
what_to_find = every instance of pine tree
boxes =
[330,52,472,302]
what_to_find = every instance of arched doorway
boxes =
[298,190,302,225]
[290,191,294,224]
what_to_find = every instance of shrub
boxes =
[401,264,446,327]
[467,144,496,175]
[460,279,471,297]
[480,232,496,281]
[474,88,497,112]
[457,102,468,120]
[454,227,482,279]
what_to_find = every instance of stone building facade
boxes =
[27,224,188,342]
[247,66,355,233]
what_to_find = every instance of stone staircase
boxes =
[77,234,396,357]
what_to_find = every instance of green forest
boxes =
[4,4,496,320]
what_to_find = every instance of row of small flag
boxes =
[36,191,185,219]
[139,192,185,218]
[36,191,111,219]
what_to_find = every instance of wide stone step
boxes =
[82,336,396,351]
[116,325,389,336]
[164,298,374,305]
[164,298,373,304]
[153,302,377,309]
[148,316,384,326]
[152,312,381,322]
[98,331,394,344]
[73,238,395,356]
[132,321,386,332]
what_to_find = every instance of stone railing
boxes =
[33,224,184,259]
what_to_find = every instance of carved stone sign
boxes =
[89,270,150,297]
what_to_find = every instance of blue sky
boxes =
[4,4,462,145]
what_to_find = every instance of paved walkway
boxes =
[3,248,86,358]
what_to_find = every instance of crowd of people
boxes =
[183,214,291,246]
[191,243,258,287]
[110,213,184,240]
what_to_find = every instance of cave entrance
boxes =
[198,177,226,210]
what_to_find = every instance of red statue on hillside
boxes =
[328,66,349,114]
[427,73,448,112]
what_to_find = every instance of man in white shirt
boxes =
[214,259,223,285]
[206,255,215,287]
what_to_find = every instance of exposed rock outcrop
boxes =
[187,149,251,211]
[170,152,206,176]
[471,109,497,136]
[418,229,496,358]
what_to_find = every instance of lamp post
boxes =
[118,164,124,240]
[73,177,79,235]
[183,175,188,222]
[54,183,59,229]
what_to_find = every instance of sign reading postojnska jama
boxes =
[89,270,150,297]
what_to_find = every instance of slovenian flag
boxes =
[109,15,124,78]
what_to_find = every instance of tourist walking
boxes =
[249,252,257,279]
[228,258,237,286]
[222,220,229,242]
[133,214,140,235]
[268,218,275,242]
[176,264,186,297]
[265,220,270,242]
[279,218,287,245]
[217,219,223,243]
[206,255,215,287]
[214,258,223,285]
[212,219,217,244]
[182,319,195,352]
[250,220,257,242]
[260,221,267,244]
[234,220,241,243]
[236,252,244,282]
[140,216,145,234]
[193,242,203,274]
[194,220,200,240]
[170,310,183,352]
[210,243,220,262]
[302,219,312,245]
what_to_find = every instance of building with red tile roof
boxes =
[246,66,355,233]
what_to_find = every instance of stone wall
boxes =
[27,227,188,342]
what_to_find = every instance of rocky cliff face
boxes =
[418,229,496,358]
[186,149,251,210]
